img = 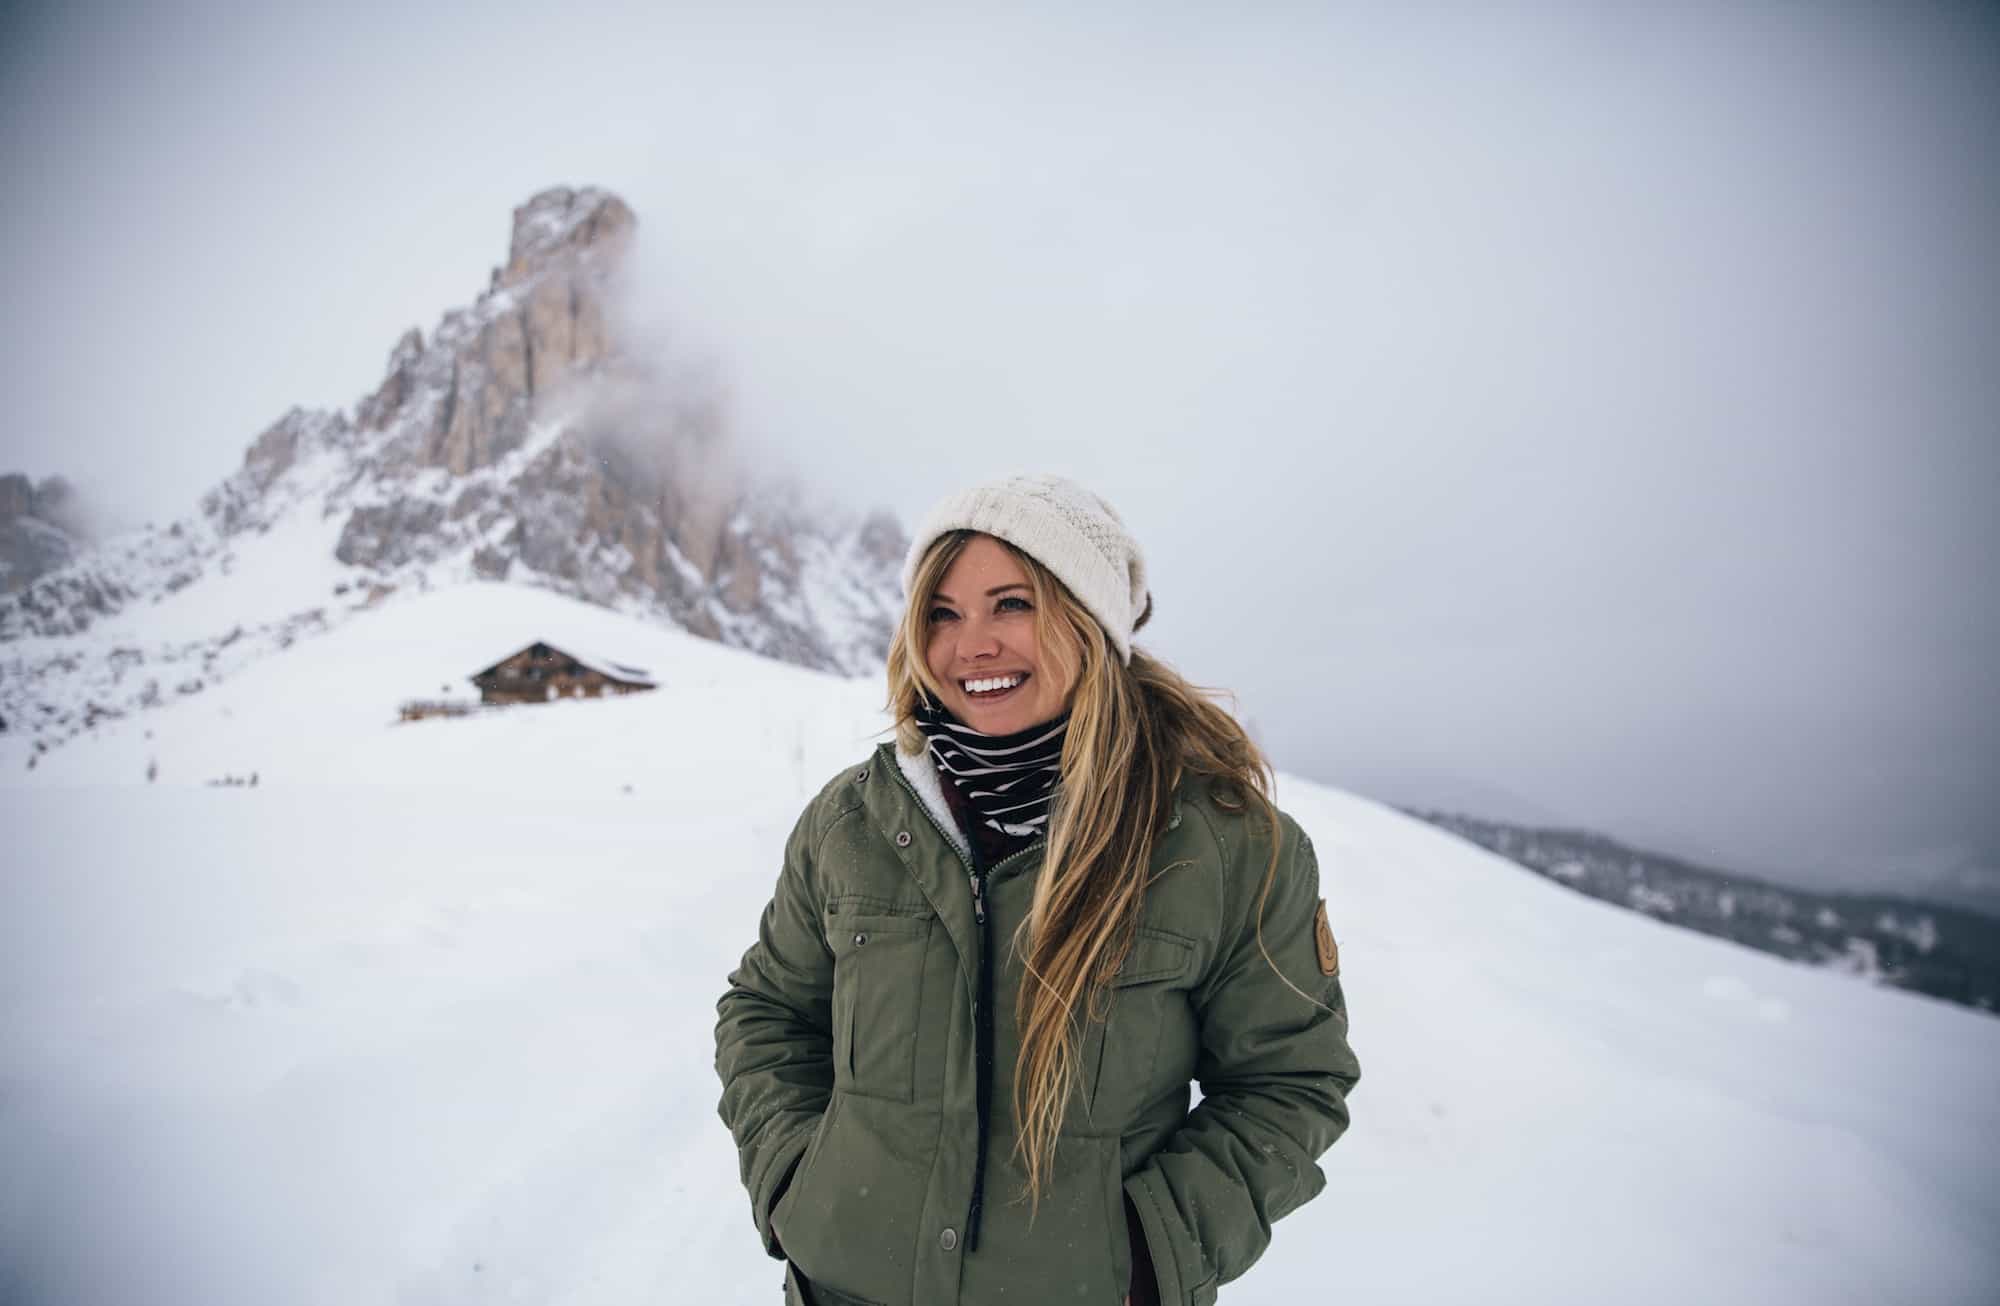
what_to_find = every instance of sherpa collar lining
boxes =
[895,744,970,862]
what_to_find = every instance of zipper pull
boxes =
[970,871,987,925]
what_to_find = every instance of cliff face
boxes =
[0,474,89,595]
[0,187,907,750]
[350,188,634,480]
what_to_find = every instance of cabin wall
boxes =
[475,667,652,706]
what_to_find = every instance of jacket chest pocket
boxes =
[827,910,934,1103]
[1084,926,1197,1123]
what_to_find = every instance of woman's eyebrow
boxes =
[933,583,1030,604]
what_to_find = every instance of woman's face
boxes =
[923,533,1073,735]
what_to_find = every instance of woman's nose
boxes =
[957,618,1000,659]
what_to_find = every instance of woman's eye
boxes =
[928,606,959,623]
[997,596,1032,613]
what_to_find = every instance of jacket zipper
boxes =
[879,750,1017,1254]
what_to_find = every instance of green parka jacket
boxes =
[715,743,1360,1306]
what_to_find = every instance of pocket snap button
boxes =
[895,831,912,847]
[853,932,868,947]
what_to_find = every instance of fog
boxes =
[3,0,1995,894]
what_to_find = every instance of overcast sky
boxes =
[3,1,1995,894]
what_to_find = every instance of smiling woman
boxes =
[922,535,1072,736]
[715,474,1361,1306]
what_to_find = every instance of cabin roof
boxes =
[470,641,657,688]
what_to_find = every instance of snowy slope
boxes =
[3,583,1997,1306]
[3,580,874,792]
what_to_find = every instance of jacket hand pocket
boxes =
[1085,927,1196,1120]
[827,910,934,1103]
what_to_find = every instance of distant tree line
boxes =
[1405,811,2000,1018]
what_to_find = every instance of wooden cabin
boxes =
[469,641,657,706]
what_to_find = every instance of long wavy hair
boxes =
[886,529,1285,1204]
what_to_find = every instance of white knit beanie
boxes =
[901,473,1150,663]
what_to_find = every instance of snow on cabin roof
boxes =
[472,641,657,687]
[565,646,656,687]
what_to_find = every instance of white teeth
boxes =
[963,674,1024,695]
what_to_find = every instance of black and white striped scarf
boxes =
[912,698,1068,845]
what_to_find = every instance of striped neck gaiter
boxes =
[912,698,1068,855]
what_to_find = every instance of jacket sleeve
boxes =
[1123,810,1361,1306]
[714,802,838,1260]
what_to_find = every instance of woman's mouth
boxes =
[960,672,1028,703]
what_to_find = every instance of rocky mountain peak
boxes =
[348,187,636,479]
[0,473,74,526]
[500,187,635,290]
[0,186,909,755]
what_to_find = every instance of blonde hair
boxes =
[886,530,1284,1204]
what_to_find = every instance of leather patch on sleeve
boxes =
[1313,899,1339,976]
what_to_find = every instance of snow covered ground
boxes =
[4,582,1997,1305]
